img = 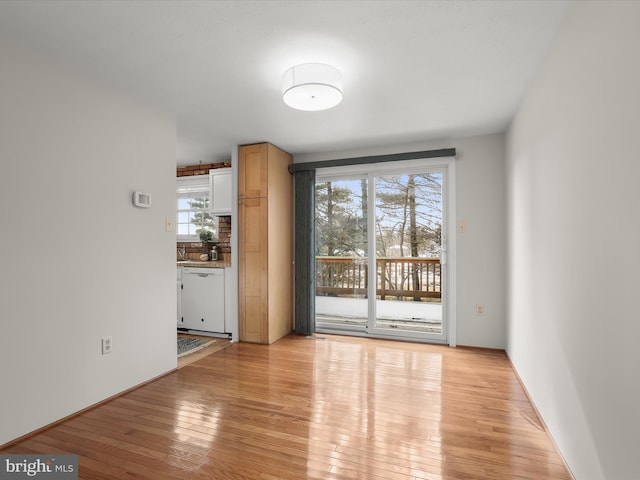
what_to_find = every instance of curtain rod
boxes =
[288,147,456,174]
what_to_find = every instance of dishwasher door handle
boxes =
[183,268,224,277]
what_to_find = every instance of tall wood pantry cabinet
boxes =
[238,143,293,344]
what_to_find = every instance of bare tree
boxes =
[315,181,366,257]
[375,173,442,259]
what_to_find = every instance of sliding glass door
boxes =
[370,172,443,338]
[315,177,369,331]
[315,159,452,343]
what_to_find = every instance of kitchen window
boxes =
[176,175,219,242]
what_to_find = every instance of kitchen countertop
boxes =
[176,259,231,268]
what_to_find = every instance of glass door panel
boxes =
[315,177,369,331]
[371,172,443,337]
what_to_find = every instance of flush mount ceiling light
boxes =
[282,63,343,111]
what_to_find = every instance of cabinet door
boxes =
[238,196,268,343]
[210,168,232,215]
[239,144,268,199]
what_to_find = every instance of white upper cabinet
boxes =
[209,168,232,215]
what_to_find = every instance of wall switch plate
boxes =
[165,217,174,232]
[101,336,113,355]
[458,221,467,233]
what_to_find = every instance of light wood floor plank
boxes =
[2,334,572,479]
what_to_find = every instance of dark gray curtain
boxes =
[293,169,316,335]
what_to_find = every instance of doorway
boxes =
[314,159,455,344]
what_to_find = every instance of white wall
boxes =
[0,40,177,445]
[295,133,506,349]
[506,2,640,479]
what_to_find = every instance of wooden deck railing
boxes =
[315,256,441,300]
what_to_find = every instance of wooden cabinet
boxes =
[238,145,269,199]
[238,143,293,344]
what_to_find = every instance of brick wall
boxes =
[177,163,232,259]
[176,161,231,177]
[217,215,231,254]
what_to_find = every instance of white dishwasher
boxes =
[180,267,226,334]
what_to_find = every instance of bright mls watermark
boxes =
[0,455,77,479]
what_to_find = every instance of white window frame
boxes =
[176,175,219,242]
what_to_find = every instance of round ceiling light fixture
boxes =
[282,63,343,111]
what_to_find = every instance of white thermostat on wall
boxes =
[132,191,152,208]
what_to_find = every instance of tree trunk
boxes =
[327,182,334,256]
[360,178,367,250]
[408,175,421,301]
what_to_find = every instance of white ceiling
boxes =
[0,0,569,165]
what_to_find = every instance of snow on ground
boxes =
[315,296,442,323]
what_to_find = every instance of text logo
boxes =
[0,455,77,479]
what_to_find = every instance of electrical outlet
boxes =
[475,304,485,316]
[101,336,113,355]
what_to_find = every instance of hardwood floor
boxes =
[2,334,572,479]
[177,334,232,369]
